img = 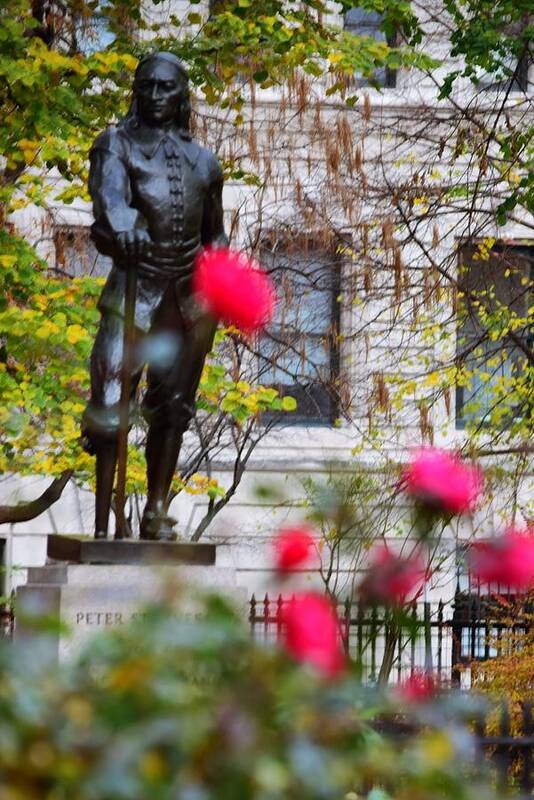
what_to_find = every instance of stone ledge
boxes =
[47,534,216,566]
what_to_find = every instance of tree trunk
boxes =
[378,621,399,685]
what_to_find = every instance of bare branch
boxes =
[0,471,73,526]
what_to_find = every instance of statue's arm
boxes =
[201,158,229,249]
[89,130,148,261]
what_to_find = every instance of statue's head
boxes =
[130,52,191,131]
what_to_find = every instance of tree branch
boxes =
[0,471,73,525]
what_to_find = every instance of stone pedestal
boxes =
[16,536,246,662]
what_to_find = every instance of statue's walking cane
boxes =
[115,257,138,540]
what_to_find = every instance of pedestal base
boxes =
[16,536,246,663]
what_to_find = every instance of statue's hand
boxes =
[116,229,152,264]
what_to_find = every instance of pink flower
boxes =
[396,670,438,703]
[402,448,483,515]
[359,546,428,606]
[282,593,345,678]
[274,526,316,573]
[469,527,534,590]
[193,247,275,334]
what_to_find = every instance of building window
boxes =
[344,8,397,88]
[259,245,340,425]
[479,20,531,93]
[480,50,530,93]
[456,243,533,428]
[54,225,112,278]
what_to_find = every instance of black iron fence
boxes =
[475,701,534,798]
[250,593,534,796]
[250,593,456,684]
[249,591,532,689]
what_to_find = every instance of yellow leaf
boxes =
[424,372,441,388]
[35,321,61,339]
[66,324,89,344]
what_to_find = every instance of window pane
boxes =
[263,250,337,334]
[345,8,383,35]
[259,247,339,424]
[276,278,334,335]
[477,20,530,93]
[456,244,533,427]
[343,7,395,88]
[260,335,331,384]
[479,52,530,92]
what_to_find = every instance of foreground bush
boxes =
[0,588,498,800]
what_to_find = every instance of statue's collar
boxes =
[121,119,200,167]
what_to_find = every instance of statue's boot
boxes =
[139,505,178,541]
[140,424,183,541]
[94,440,118,539]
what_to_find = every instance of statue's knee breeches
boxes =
[81,402,137,454]
[142,390,195,432]
[82,312,142,451]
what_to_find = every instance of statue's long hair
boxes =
[121,52,192,138]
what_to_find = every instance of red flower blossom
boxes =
[396,670,438,703]
[274,526,316,573]
[469,527,534,590]
[193,247,275,334]
[282,592,345,678]
[402,448,483,515]
[359,546,428,606]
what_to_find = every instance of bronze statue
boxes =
[82,52,228,541]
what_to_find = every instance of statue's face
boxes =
[134,60,187,127]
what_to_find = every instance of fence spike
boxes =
[249,594,256,620]
[276,594,284,636]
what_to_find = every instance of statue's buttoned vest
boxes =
[89,120,223,332]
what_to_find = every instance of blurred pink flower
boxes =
[402,448,483,514]
[274,525,316,573]
[193,247,275,334]
[469,527,534,590]
[282,592,345,678]
[396,670,438,703]
[359,546,428,606]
